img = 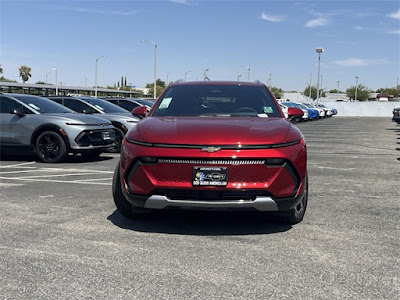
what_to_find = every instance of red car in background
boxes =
[113,81,307,224]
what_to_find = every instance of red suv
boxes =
[113,81,307,224]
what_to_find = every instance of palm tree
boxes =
[19,65,32,83]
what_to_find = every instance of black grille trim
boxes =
[154,189,271,201]
[75,130,115,147]
[158,158,265,165]
[126,138,301,150]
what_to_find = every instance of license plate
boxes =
[102,131,111,140]
[192,167,228,186]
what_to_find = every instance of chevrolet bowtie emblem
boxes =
[201,146,221,153]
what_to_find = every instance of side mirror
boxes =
[12,109,25,117]
[132,106,147,119]
[287,107,304,118]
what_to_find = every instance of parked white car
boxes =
[279,104,288,119]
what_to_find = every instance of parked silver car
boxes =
[0,93,115,163]
[47,96,139,152]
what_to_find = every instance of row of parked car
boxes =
[0,92,335,164]
[278,101,337,122]
[0,93,154,163]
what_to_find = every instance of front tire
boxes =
[284,175,308,224]
[35,131,67,163]
[112,162,152,219]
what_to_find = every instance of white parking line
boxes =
[40,168,114,174]
[0,170,39,175]
[15,172,110,179]
[73,178,112,182]
[0,177,111,185]
[0,162,36,168]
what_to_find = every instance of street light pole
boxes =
[337,80,340,92]
[95,56,105,98]
[52,68,58,95]
[320,75,323,100]
[355,76,359,101]
[269,72,272,89]
[142,40,157,99]
[316,47,324,104]
[309,72,312,101]
[237,74,242,81]
[247,67,250,81]
[184,70,191,81]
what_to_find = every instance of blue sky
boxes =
[1,0,399,92]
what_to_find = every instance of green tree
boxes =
[19,65,32,83]
[146,79,166,89]
[146,79,167,97]
[0,76,17,82]
[270,86,284,99]
[303,85,317,99]
[376,87,400,97]
[346,84,371,101]
[329,89,339,93]
[0,64,3,74]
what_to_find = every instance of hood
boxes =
[45,113,111,125]
[132,117,294,145]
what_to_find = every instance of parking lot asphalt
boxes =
[0,117,399,299]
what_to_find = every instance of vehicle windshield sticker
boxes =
[28,103,40,111]
[94,105,104,111]
[263,106,273,113]
[159,97,172,109]
[257,113,269,118]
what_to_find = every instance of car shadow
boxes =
[107,210,292,236]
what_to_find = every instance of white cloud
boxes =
[53,6,139,16]
[305,17,329,28]
[260,12,285,23]
[333,58,389,67]
[356,12,377,17]
[353,26,363,30]
[387,30,400,35]
[388,8,400,19]
[170,0,189,4]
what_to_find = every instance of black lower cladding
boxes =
[154,189,271,201]
[75,130,115,147]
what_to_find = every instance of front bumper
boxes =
[70,129,115,150]
[120,140,307,212]
[123,191,305,212]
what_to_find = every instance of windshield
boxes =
[152,84,281,117]
[12,95,72,114]
[79,97,129,113]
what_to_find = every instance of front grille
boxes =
[154,189,270,201]
[76,130,115,147]
[158,158,265,165]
